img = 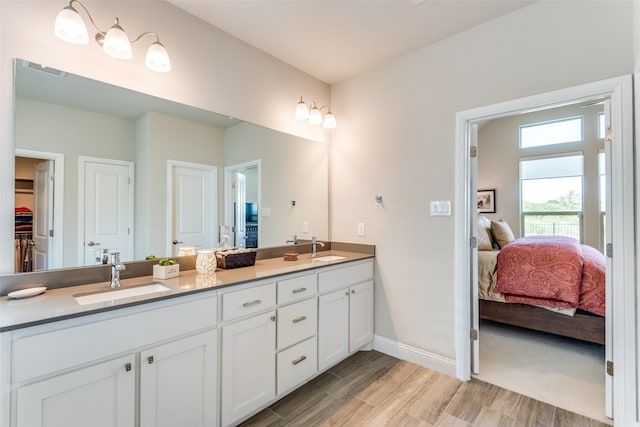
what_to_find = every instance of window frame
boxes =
[519,116,584,149]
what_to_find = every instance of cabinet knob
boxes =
[292,315,307,324]
[270,315,276,322]
[147,356,154,364]
[125,363,132,372]
[351,290,356,294]
[345,291,349,296]
[292,355,307,365]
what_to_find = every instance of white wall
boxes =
[224,122,329,247]
[0,0,330,273]
[330,1,633,360]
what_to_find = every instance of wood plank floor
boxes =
[241,351,611,427]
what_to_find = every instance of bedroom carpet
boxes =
[474,320,610,425]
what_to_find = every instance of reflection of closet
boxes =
[14,157,39,272]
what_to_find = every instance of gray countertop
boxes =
[0,251,373,332]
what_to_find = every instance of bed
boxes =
[477,216,606,345]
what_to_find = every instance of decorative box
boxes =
[153,264,180,279]
[215,251,256,269]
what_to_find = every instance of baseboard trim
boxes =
[373,335,457,377]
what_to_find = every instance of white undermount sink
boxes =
[313,255,347,262]
[74,283,171,306]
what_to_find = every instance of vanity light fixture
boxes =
[54,0,171,72]
[295,97,336,129]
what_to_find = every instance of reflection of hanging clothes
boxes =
[14,236,34,272]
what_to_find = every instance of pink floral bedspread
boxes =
[494,235,605,316]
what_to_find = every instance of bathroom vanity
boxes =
[0,251,374,427]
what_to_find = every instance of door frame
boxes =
[77,156,134,265]
[454,75,636,425]
[166,160,218,256]
[223,160,261,245]
[15,149,64,269]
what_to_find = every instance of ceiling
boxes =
[168,0,536,85]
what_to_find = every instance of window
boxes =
[519,117,583,148]
[598,151,606,250]
[520,154,584,241]
[598,112,606,139]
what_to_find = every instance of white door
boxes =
[33,160,54,270]
[469,124,480,375]
[318,289,349,371]
[235,172,247,247]
[16,354,136,427]
[602,100,613,419]
[80,158,133,265]
[140,330,218,427]
[221,311,276,426]
[349,281,374,351]
[168,162,217,256]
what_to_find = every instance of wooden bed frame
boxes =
[479,299,605,345]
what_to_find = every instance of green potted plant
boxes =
[150,257,179,279]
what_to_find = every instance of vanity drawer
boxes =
[277,298,317,350]
[277,273,316,305]
[277,336,317,395]
[318,260,373,294]
[222,282,276,322]
[13,295,217,383]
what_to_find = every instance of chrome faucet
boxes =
[286,234,298,244]
[311,236,325,257]
[109,251,126,288]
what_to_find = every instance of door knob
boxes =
[87,241,100,247]
[172,240,183,245]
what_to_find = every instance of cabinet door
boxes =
[221,311,276,426]
[318,289,349,371]
[140,329,218,427]
[16,354,135,427]
[349,280,374,351]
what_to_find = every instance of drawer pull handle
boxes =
[125,363,132,372]
[147,356,154,364]
[292,355,307,365]
[292,287,307,294]
[292,315,307,323]
[243,299,262,307]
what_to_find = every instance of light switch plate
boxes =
[302,221,309,233]
[357,222,366,236]
[261,207,271,217]
[430,201,452,216]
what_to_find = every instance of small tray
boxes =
[8,286,47,299]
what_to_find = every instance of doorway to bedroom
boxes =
[473,100,608,423]
[454,75,636,426]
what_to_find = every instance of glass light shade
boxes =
[295,99,309,120]
[54,6,89,45]
[308,106,323,125]
[145,41,171,72]
[103,24,132,59]
[323,112,337,129]
[196,249,217,274]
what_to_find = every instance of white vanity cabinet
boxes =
[9,294,218,427]
[220,282,277,426]
[318,259,374,371]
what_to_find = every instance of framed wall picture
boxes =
[477,189,496,213]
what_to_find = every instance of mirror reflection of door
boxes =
[79,157,134,266]
[225,162,259,249]
[168,161,217,256]
[32,160,54,271]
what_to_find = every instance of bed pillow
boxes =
[491,219,515,248]
[477,215,494,251]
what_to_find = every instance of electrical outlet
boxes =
[302,221,309,233]
[357,222,366,237]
